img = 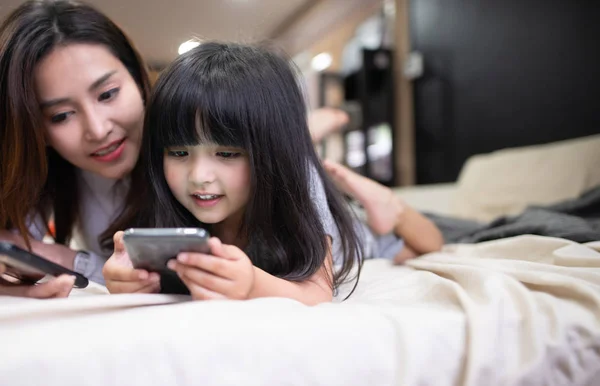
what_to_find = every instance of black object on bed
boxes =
[427,185,600,244]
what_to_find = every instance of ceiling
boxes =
[0,0,314,66]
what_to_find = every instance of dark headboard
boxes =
[410,0,600,184]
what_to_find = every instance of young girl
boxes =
[103,42,363,304]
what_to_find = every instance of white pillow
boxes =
[451,134,600,222]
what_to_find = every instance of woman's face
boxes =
[34,43,144,180]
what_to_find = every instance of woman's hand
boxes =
[0,263,75,298]
[168,237,255,301]
[0,230,25,248]
[0,230,77,268]
[0,231,75,298]
[103,231,161,294]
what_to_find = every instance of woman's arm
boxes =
[0,230,77,298]
[0,230,77,269]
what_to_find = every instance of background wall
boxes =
[410,0,600,183]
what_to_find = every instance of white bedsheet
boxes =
[1,235,599,386]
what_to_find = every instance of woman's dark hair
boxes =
[115,41,362,292]
[0,0,151,247]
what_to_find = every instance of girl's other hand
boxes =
[103,231,161,294]
[168,237,255,301]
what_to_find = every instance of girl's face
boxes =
[163,143,251,232]
[34,43,144,180]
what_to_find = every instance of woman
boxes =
[0,0,150,298]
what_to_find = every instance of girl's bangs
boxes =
[151,66,246,150]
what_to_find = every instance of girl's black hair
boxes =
[136,42,362,292]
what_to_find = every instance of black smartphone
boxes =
[122,228,211,272]
[0,241,89,288]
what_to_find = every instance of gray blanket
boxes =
[427,185,600,244]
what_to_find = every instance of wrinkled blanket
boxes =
[428,185,600,243]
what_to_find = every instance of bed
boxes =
[1,135,600,386]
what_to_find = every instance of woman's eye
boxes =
[50,112,73,124]
[166,150,189,157]
[98,88,120,102]
[217,151,241,159]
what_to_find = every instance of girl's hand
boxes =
[103,231,161,294]
[168,237,255,301]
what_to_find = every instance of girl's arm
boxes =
[249,245,334,306]
[168,237,335,306]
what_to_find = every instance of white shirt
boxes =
[25,170,128,284]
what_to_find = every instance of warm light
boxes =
[311,52,333,72]
[178,40,201,55]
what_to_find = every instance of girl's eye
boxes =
[98,88,120,102]
[50,111,74,124]
[217,151,241,159]
[166,150,189,157]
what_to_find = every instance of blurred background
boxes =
[1,0,599,186]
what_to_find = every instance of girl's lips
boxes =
[191,195,223,208]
